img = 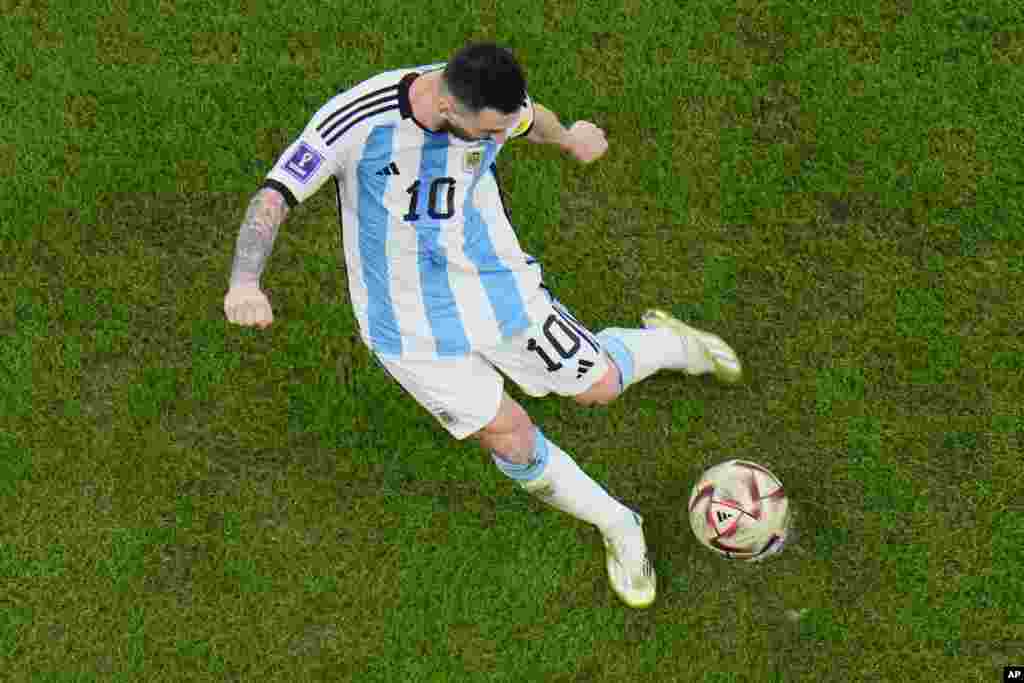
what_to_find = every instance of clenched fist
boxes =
[224,284,273,328]
[564,121,608,164]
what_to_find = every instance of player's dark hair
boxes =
[443,43,526,115]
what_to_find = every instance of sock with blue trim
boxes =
[492,428,633,533]
[597,326,709,392]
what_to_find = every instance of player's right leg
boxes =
[473,393,656,609]
[376,351,654,607]
[375,350,639,540]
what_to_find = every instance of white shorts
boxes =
[377,296,611,439]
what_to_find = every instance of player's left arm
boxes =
[525,102,608,164]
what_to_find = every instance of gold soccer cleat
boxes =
[602,513,657,609]
[641,308,743,384]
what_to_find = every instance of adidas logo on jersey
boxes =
[375,162,401,176]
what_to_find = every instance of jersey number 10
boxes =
[404,177,457,222]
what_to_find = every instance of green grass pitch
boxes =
[2,0,1022,681]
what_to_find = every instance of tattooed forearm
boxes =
[229,187,290,288]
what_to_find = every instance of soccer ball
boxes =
[688,459,791,561]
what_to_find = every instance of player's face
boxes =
[441,104,518,144]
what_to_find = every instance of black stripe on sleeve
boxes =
[323,104,400,146]
[316,85,400,135]
[261,178,299,209]
[319,95,399,140]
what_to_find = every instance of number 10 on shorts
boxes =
[526,308,601,377]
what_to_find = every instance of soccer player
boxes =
[224,43,742,608]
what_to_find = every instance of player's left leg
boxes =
[520,297,741,409]
[595,309,743,396]
[572,357,622,406]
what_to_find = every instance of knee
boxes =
[574,363,621,407]
[473,397,536,464]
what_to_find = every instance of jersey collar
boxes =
[399,72,444,136]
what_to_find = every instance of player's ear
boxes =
[438,93,456,117]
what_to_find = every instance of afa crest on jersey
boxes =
[463,148,484,175]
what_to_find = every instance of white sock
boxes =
[492,428,633,534]
[597,326,711,391]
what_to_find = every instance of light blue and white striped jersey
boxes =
[264,63,549,360]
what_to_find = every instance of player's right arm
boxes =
[224,187,290,328]
[224,120,338,328]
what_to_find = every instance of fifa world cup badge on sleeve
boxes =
[284,142,324,183]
